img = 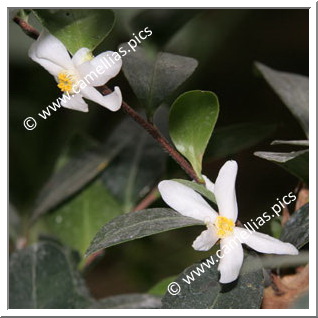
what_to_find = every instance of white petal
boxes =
[158,180,218,222]
[192,228,218,251]
[61,93,88,112]
[202,175,214,193]
[29,30,72,76]
[218,236,244,284]
[81,86,122,111]
[234,227,299,255]
[75,51,122,87]
[214,160,238,221]
[71,48,92,66]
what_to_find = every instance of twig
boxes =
[14,15,201,183]
[13,16,39,40]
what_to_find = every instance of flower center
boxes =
[215,216,235,238]
[57,71,77,93]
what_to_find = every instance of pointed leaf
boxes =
[271,140,309,146]
[255,62,308,136]
[31,121,133,221]
[85,208,203,256]
[254,149,308,184]
[9,241,92,309]
[32,9,115,55]
[169,90,219,177]
[45,180,123,258]
[121,44,198,116]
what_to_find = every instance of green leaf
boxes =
[85,208,203,256]
[254,149,309,185]
[90,293,162,309]
[9,241,92,309]
[102,121,167,212]
[161,252,264,309]
[121,44,198,116]
[206,122,276,159]
[173,179,216,203]
[148,276,177,296]
[32,9,115,55]
[255,62,309,137]
[280,203,309,249]
[44,180,123,258]
[131,9,200,48]
[31,122,132,221]
[169,91,219,178]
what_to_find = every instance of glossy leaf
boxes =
[206,122,276,159]
[31,122,133,221]
[255,62,309,137]
[254,149,308,185]
[173,179,216,203]
[90,293,162,309]
[169,90,219,177]
[121,44,198,116]
[32,9,115,55]
[280,203,309,249]
[45,180,123,257]
[161,252,264,309]
[9,241,92,309]
[85,208,203,256]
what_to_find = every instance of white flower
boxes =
[29,30,122,112]
[158,160,299,284]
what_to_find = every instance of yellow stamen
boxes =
[57,72,76,93]
[215,216,235,238]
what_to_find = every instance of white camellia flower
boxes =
[158,160,298,284]
[29,30,122,112]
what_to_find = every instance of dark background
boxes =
[9,9,308,297]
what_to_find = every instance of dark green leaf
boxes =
[102,121,167,212]
[271,140,309,146]
[45,180,123,258]
[255,62,308,137]
[121,44,198,116]
[9,241,92,309]
[31,122,132,221]
[161,252,264,309]
[173,179,216,203]
[169,90,219,178]
[32,9,115,55]
[206,122,276,159]
[85,208,203,256]
[148,276,177,296]
[254,149,309,185]
[131,9,200,47]
[90,293,162,309]
[280,203,309,249]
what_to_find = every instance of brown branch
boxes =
[100,87,201,182]
[14,15,201,183]
[13,16,39,40]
